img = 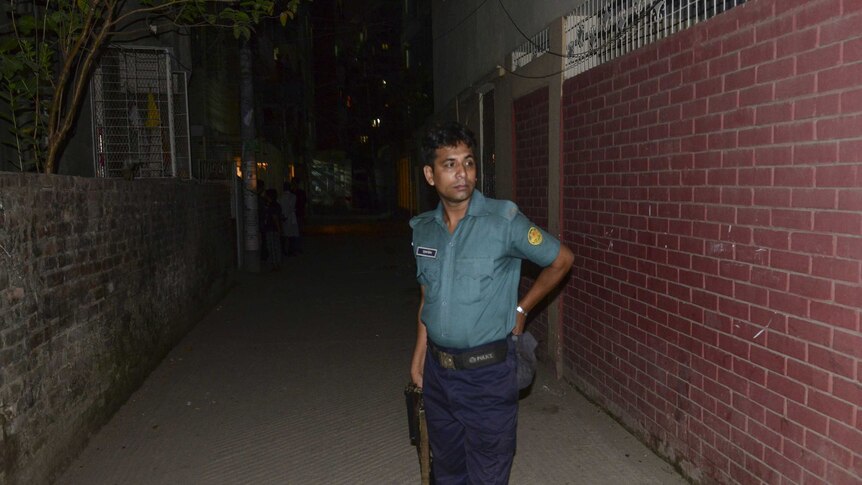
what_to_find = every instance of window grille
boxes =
[91,46,189,178]
[511,28,550,72]
[172,71,192,178]
[564,0,746,79]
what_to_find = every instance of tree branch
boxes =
[49,0,106,136]
[46,5,115,173]
[112,0,243,28]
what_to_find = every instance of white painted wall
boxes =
[432,0,581,111]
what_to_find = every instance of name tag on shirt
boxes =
[416,246,438,258]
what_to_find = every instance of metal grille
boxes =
[309,158,352,211]
[91,46,186,178]
[172,71,191,178]
[194,159,239,180]
[191,138,243,182]
[511,28,549,72]
[563,0,746,79]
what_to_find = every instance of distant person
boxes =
[257,179,268,261]
[280,182,300,256]
[262,188,283,270]
[290,180,306,254]
[409,122,574,484]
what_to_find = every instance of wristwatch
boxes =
[516,305,528,316]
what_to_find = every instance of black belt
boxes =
[428,338,509,370]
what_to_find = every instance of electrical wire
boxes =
[499,0,664,59]
[433,0,491,42]
[497,0,567,58]
[499,0,665,79]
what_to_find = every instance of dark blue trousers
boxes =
[423,339,518,485]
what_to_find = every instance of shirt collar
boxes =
[434,190,487,226]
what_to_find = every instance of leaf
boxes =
[49,12,68,33]
[17,15,37,35]
[0,58,25,76]
[218,8,238,21]
[0,37,19,54]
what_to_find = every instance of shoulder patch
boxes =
[527,227,543,245]
[409,210,436,228]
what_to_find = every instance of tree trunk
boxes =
[240,39,261,272]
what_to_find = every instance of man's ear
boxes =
[423,165,435,186]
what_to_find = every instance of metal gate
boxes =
[90,46,190,178]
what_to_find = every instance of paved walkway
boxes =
[58,223,687,485]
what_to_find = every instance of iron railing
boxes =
[563,0,746,78]
[507,0,747,78]
[511,28,550,72]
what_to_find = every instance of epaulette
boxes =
[483,197,520,222]
[409,210,436,228]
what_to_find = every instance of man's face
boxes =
[424,142,477,205]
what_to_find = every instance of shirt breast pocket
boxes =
[455,257,493,304]
[417,259,441,303]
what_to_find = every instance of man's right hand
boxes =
[411,365,424,389]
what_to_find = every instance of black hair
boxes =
[421,121,477,167]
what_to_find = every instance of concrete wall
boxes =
[560,1,861,483]
[432,0,578,113]
[0,174,236,484]
[503,18,566,372]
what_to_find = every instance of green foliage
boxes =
[0,12,55,172]
[0,0,304,173]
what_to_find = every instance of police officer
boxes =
[409,122,574,484]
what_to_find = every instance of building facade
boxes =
[431,1,862,483]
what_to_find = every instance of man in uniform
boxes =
[409,122,574,484]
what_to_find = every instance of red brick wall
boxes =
[514,87,552,355]
[560,1,861,483]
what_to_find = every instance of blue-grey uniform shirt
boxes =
[410,191,561,349]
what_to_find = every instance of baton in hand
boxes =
[404,382,431,484]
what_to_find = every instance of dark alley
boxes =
[56,223,685,484]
